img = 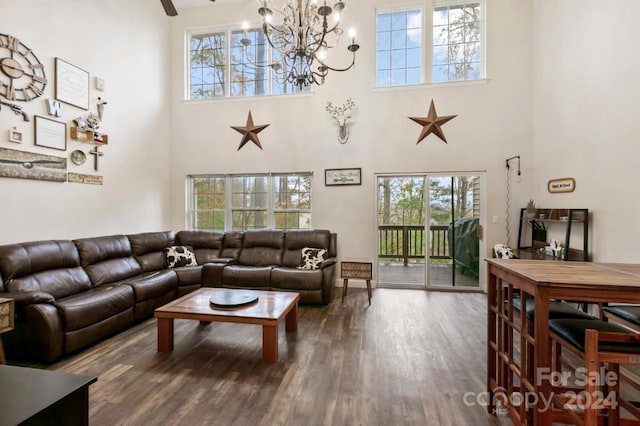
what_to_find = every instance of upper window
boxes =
[376,9,423,87]
[375,1,483,87]
[190,32,226,99]
[187,27,310,100]
[433,2,482,82]
[187,173,312,231]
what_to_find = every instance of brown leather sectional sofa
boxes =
[0,229,337,363]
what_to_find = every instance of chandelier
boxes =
[241,0,360,89]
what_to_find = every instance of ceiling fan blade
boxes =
[160,0,178,16]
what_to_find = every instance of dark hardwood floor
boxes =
[50,289,497,425]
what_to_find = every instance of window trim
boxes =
[185,24,313,101]
[186,172,313,231]
[432,0,485,83]
[374,0,485,89]
[375,5,426,87]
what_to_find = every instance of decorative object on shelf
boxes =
[70,127,108,144]
[55,58,89,110]
[0,33,48,102]
[326,98,355,144]
[88,145,104,171]
[0,147,67,182]
[408,100,457,144]
[46,99,63,117]
[72,113,106,143]
[525,198,536,218]
[0,99,29,121]
[516,208,589,261]
[548,177,576,193]
[231,111,270,151]
[325,167,361,186]
[67,172,103,185]
[8,127,22,143]
[239,0,359,89]
[97,97,107,121]
[34,116,66,151]
[70,149,86,165]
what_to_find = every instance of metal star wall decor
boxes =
[408,100,457,144]
[231,111,270,150]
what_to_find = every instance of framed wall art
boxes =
[8,127,22,143]
[325,168,362,186]
[0,147,67,182]
[34,116,67,151]
[55,57,89,110]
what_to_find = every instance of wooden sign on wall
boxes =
[68,172,103,185]
[548,177,575,193]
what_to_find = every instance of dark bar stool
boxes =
[549,318,640,425]
[603,305,640,330]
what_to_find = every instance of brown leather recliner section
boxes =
[0,228,337,363]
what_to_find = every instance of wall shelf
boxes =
[515,208,589,261]
[70,127,108,145]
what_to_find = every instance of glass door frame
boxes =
[425,172,486,292]
[374,171,487,292]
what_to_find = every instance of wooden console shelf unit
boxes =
[70,126,108,144]
[515,207,589,261]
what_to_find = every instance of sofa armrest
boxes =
[202,262,229,287]
[319,258,336,269]
[0,291,55,305]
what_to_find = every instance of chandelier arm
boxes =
[315,52,356,73]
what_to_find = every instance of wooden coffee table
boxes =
[154,288,299,363]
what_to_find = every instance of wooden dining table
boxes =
[486,258,640,425]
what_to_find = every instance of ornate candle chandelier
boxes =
[241,0,360,89]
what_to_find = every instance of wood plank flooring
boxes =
[50,289,497,425]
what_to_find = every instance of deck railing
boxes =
[378,225,450,266]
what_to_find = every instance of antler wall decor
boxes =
[326,98,356,144]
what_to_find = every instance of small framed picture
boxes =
[55,57,90,110]
[34,116,67,151]
[8,128,23,143]
[325,168,362,186]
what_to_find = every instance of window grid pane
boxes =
[190,32,226,99]
[274,175,312,230]
[188,28,312,99]
[432,2,482,82]
[376,9,422,87]
[191,177,226,231]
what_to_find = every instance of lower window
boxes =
[187,173,312,231]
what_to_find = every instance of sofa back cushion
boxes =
[221,231,244,259]
[282,230,332,267]
[128,231,175,272]
[0,240,91,299]
[238,230,284,266]
[175,230,224,264]
[74,235,141,286]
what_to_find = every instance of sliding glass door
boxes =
[376,173,483,290]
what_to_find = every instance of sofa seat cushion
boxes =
[123,270,177,302]
[271,267,323,290]
[222,265,272,288]
[56,284,134,332]
[173,265,202,287]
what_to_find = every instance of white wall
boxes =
[168,0,535,278]
[532,0,640,262]
[0,0,172,243]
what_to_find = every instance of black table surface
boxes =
[0,364,97,426]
